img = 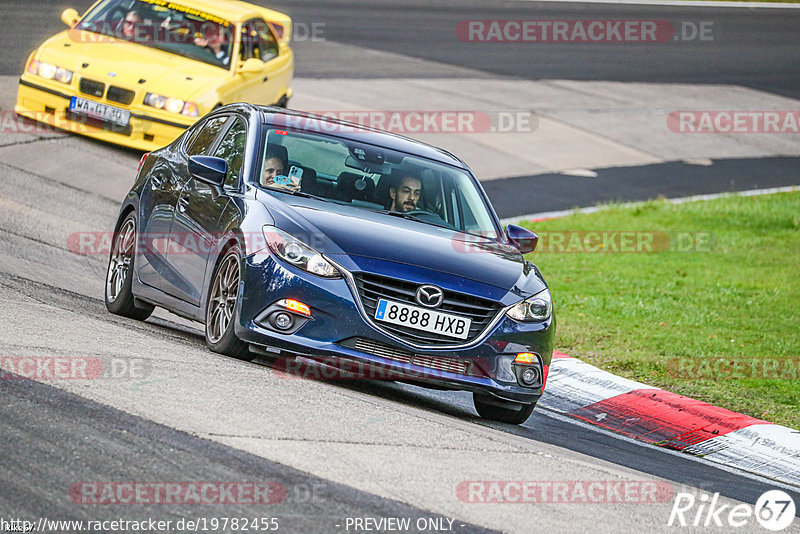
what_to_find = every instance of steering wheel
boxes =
[401,209,429,216]
[401,209,454,228]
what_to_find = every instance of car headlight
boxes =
[143,93,199,117]
[28,60,73,85]
[263,226,341,278]
[507,289,552,322]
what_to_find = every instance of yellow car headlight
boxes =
[181,102,199,117]
[165,97,184,114]
[144,92,199,117]
[55,67,73,84]
[143,93,167,109]
[29,60,73,85]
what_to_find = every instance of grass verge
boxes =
[521,191,800,429]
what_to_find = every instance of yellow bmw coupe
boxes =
[16,0,294,151]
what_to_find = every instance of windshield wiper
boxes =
[270,188,328,202]
[378,210,416,220]
[376,210,455,231]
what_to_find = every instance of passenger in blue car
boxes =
[389,175,422,213]
[260,146,299,191]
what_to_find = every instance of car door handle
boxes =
[177,196,189,213]
[151,175,163,190]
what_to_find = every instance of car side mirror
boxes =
[61,8,80,27]
[188,155,227,187]
[238,58,264,75]
[506,224,538,254]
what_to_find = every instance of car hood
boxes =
[34,30,222,98]
[260,193,546,299]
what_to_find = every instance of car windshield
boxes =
[76,0,234,69]
[256,127,501,238]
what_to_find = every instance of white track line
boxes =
[514,0,800,9]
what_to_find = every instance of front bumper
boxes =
[235,252,555,404]
[15,76,191,151]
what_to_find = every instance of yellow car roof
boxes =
[138,0,277,23]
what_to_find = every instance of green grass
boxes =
[521,191,800,429]
[691,0,798,2]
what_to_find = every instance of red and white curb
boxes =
[540,351,800,487]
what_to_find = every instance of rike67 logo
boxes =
[668,490,796,531]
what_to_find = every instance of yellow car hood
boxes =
[35,30,226,99]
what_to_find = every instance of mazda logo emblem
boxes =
[416,285,444,308]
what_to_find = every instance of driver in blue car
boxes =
[389,175,422,213]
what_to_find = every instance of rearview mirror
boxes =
[61,8,80,27]
[188,156,227,186]
[344,155,387,174]
[238,58,264,75]
[506,224,538,254]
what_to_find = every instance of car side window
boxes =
[255,20,279,61]
[187,116,229,156]
[212,117,247,189]
[182,121,204,151]
[240,19,278,62]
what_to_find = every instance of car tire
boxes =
[473,394,535,425]
[205,245,251,360]
[105,212,155,320]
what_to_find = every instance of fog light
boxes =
[520,367,540,386]
[273,312,294,330]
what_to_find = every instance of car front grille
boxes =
[106,85,135,105]
[79,78,105,98]
[346,338,475,376]
[353,272,502,347]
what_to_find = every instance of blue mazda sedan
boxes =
[105,104,555,424]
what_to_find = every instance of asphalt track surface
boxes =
[1,372,496,533]
[486,156,800,218]
[4,0,800,99]
[4,0,800,215]
[1,0,800,532]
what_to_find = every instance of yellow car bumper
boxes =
[15,76,192,152]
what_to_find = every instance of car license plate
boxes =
[374,299,471,340]
[69,96,130,127]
